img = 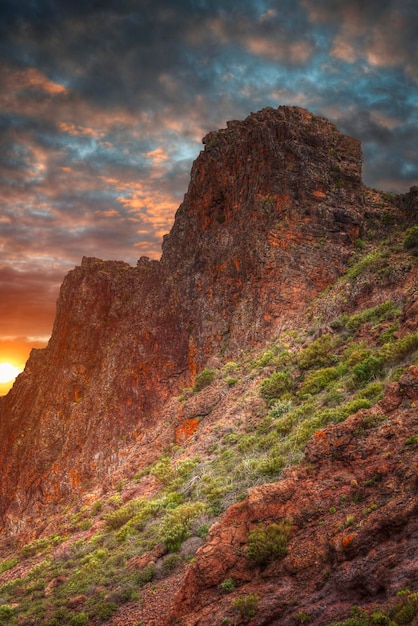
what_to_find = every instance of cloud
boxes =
[0,0,416,354]
[303,0,418,81]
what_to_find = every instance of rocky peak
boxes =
[0,106,389,537]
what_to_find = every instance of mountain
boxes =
[0,106,417,626]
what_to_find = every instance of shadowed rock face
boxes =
[0,106,366,535]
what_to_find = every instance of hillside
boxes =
[0,106,417,625]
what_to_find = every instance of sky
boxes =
[0,0,417,388]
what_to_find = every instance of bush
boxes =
[232,594,259,619]
[269,399,293,419]
[193,368,216,392]
[92,602,118,621]
[260,371,294,404]
[20,537,50,558]
[162,554,183,574]
[379,331,418,364]
[346,250,386,279]
[136,563,155,586]
[355,381,385,403]
[0,605,14,621]
[345,301,400,331]
[299,364,347,395]
[160,502,206,552]
[220,578,236,593]
[0,557,18,574]
[298,334,339,369]
[246,520,292,564]
[352,356,384,384]
[69,614,89,626]
[104,499,143,530]
[403,225,418,250]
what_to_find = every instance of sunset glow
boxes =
[0,362,22,384]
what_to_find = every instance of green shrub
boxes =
[345,301,400,331]
[232,594,259,619]
[405,434,418,446]
[162,554,183,574]
[0,605,14,621]
[346,250,386,279]
[379,331,418,364]
[355,382,385,403]
[43,608,73,626]
[254,455,284,476]
[104,499,143,530]
[0,557,18,574]
[92,602,118,621]
[20,537,50,558]
[150,456,174,486]
[160,502,206,552]
[253,347,279,368]
[260,371,294,404]
[136,563,155,586]
[392,589,418,624]
[298,334,339,369]
[220,578,236,593]
[193,368,216,392]
[91,500,103,516]
[403,225,418,250]
[300,364,347,395]
[289,398,371,448]
[352,355,384,384]
[269,398,293,419]
[69,614,89,626]
[246,520,292,564]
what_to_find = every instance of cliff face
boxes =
[0,106,365,535]
[161,106,364,355]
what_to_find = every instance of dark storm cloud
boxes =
[0,0,417,355]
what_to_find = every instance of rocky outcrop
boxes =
[0,106,402,537]
[170,368,418,625]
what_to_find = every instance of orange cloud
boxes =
[145,147,169,164]
[57,121,106,139]
[245,37,312,63]
[25,68,67,95]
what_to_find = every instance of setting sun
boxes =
[0,362,22,384]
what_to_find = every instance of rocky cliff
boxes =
[0,106,417,626]
[0,107,364,535]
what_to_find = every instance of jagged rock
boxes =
[0,106,368,536]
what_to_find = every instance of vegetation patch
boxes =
[260,371,294,404]
[246,520,292,564]
[193,368,216,392]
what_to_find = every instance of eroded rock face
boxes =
[162,106,364,356]
[0,106,374,535]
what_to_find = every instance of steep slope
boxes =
[170,369,418,625]
[1,106,365,536]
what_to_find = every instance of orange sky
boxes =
[0,337,47,395]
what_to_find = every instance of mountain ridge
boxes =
[0,106,417,626]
